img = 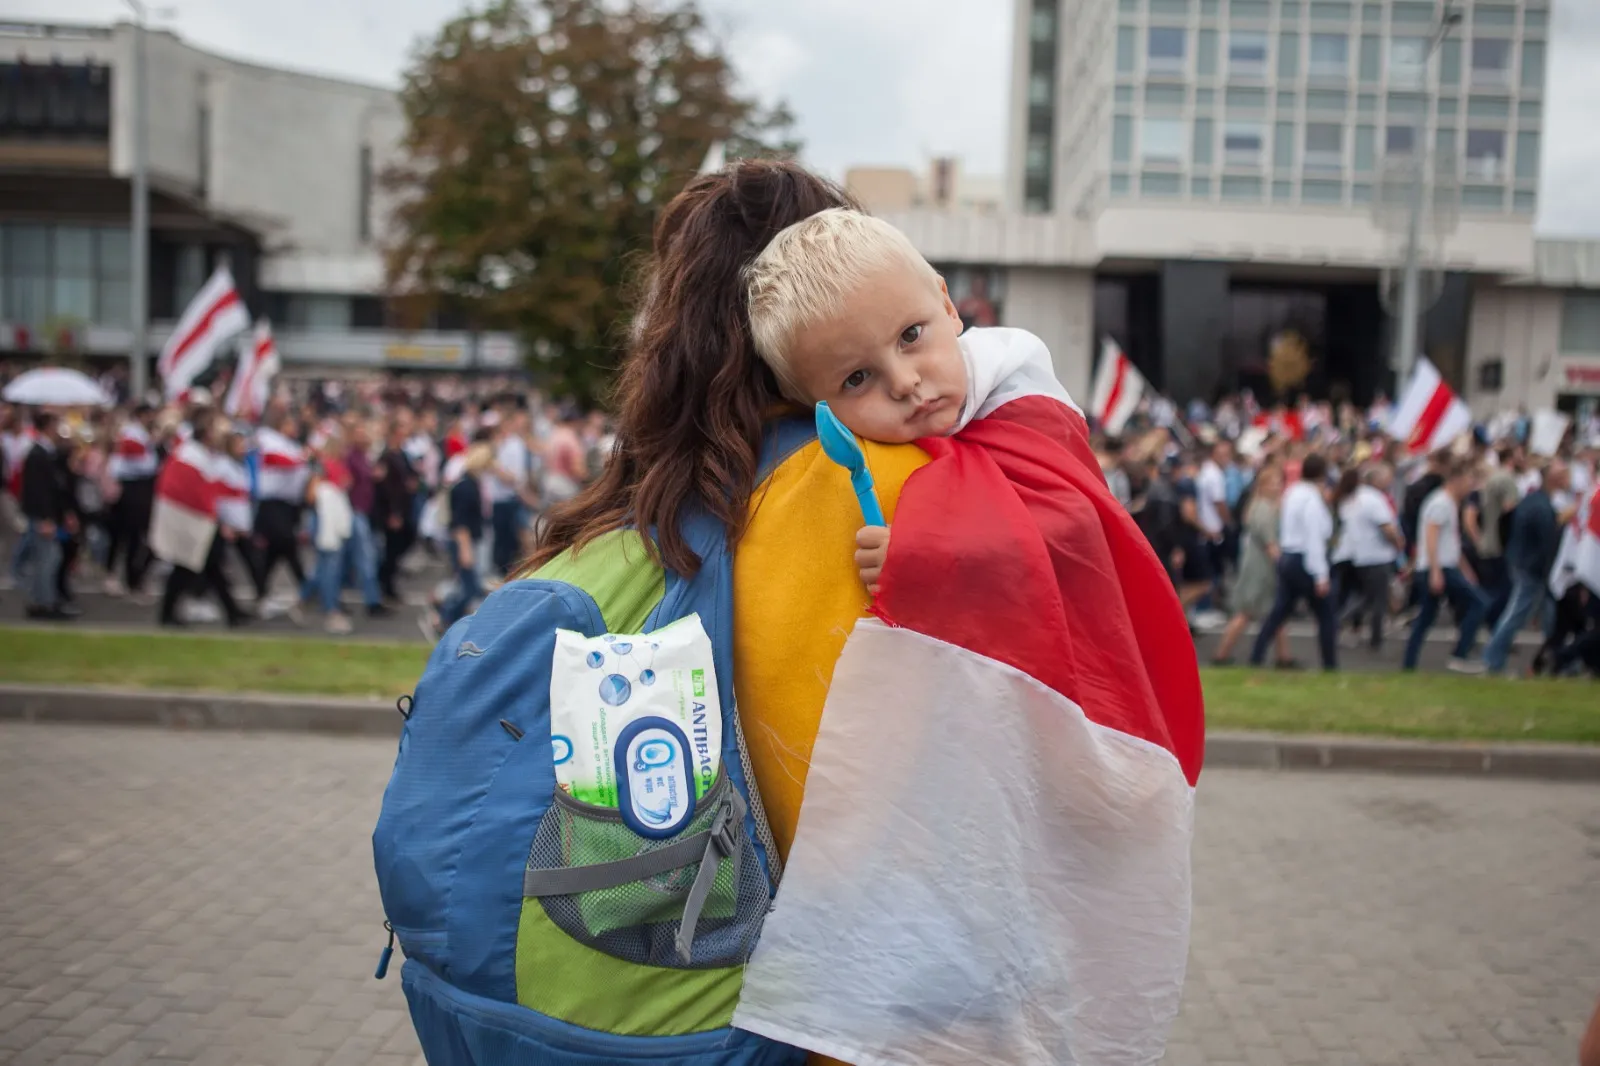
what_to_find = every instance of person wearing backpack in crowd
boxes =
[497,159,1199,1066]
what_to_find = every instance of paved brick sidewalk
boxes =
[1,723,1596,1065]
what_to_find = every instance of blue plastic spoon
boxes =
[815,402,886,527]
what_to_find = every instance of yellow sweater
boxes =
[732,437,930,1066]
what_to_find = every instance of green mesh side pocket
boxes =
[526,775,769,970]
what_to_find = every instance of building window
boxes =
[1224,120,1265,162]
[1141,117,1187,163]
[197,102,211,200]
[1026,134,1051,171]
[1385,124,1416,155]
[1030,7,1056,42]
[358,145,374,244]
[1309,33,1349,77]
[1148,27,1187,72]
[1465,128,1506,180]
[1304,122,1344,169]
[1560,293,1600,353]
[1229,31,1269,75]
[1388,36,1427,87]
[174,244,206,315]
[1029,71,1053,106]
[285,294,353,331]
[0,223,133,329]
[1470,37,1511,86]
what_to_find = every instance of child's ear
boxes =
[937,276,964,334]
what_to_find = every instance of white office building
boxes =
[0,20,522,378]
[871,0,1599,421]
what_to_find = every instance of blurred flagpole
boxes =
[698,141,726,175]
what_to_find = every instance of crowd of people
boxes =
[1098,392,1600,677]
[0,369,613,637]
[4,361,1598,677]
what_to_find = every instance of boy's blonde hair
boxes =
[744,208,942,398]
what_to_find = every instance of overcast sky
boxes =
[20,0,1600,236]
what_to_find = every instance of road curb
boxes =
[1205,731,1600,781]
[0,683,401,738]
[2,684,1597,781]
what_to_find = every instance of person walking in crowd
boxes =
[1250,452,1337,670]
[1475,443,1525,624]
[488,408,532,576]
[343,416,389,618]
[106,402,160,600]
[1334,462,1404,650]
[19,411,79,620]
[305,431,356,635]
[1212,462,1291,666]
[252,410,310,608]
[1481,460,1567,675]
[1403,457,1488,673]
[215,428,258,600]
[423,440,493,636]
[376,411,420,604]
[159,413,247,629]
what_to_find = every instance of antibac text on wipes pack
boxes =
[549,615,722,832]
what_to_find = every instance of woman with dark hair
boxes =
[526,159,1197,1066]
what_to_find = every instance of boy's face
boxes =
[784,262,967,444]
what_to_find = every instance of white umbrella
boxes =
[2,367,111,407]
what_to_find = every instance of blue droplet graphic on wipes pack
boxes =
[599,674,633,706]
[612,642,633,655]
[586,650,605,669]
[639,669,656,686]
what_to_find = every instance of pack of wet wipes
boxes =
[549,615,723,837]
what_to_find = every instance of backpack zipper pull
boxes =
[374,921,395,979]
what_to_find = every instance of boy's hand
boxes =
[855,525,890,595]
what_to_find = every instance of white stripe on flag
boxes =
[734,619,1193,1066]
[160,267,250,400]
[1090,339,1146,435]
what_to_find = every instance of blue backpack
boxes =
[372,428,813,1065]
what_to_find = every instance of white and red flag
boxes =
[1388,358,1472,455]
[1550,485,1600,599]
[159,267,250,401]
[735,380,1205,1065]
[254,425,309,503]
[107,421,159,482]
[225,321,281,422]
[1088,337,1147,435]
[148,439,221,571]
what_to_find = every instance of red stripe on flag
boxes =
[114,438,149,458]
[156,453,219,519]
[1407,383,1454,453]
[259,450,302,470]
[162,290,242,376]
[1586,489,1600,539]
[1102,354,1128,425]
[884,393,1205,785]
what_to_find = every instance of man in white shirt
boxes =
[1250,452,1338,670]
[1402,457,1489,673]
[488,409,532,576]
[1335,463,1404,650]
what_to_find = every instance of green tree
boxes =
[385,0,798,403]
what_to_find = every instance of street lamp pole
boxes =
[126,0,150,400]
[1392,2,1461,390]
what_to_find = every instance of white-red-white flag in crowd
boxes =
[1088,337,1146,435]
[1388,357,1472,454]
[159,266,250,401]
[148,438,222,571]
[225,321,281,422]
[254,425,310,503]
[1550,485,1600,599]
